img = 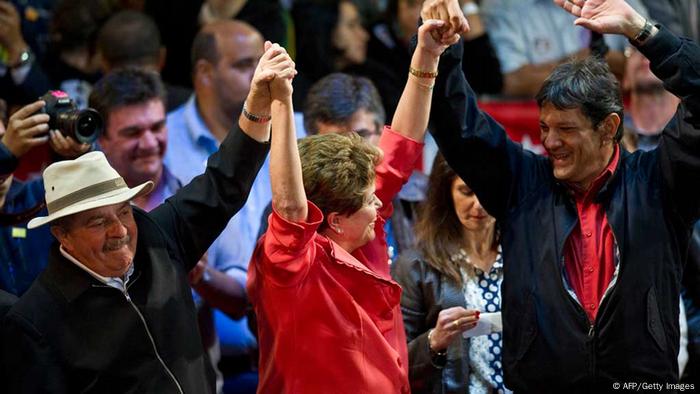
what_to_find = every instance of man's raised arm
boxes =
[422,0,536,221]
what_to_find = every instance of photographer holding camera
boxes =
[1,99,92,165]
[0,98,92,297]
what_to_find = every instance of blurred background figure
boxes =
[96,10,191,111]
[144,0,287,88]
[639,0,699,42]
[165,19,267,394]
[0,0,115,108]
[291,0,400,118]
[482,0,647,98]
[393,153,503,393]
[622,47,680,151]
[39,0,114,107]
[302,72,384,144]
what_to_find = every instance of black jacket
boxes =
[391,255,472,393]
[429,26,700,392]
[0,126,269,393]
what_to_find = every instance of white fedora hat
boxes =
[27,151,154,229]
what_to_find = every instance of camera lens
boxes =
[38,90,104,144]
[77,114,97,136]
[72,109,103,144]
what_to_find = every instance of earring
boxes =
[335,227,343,234]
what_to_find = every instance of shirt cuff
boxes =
[378,126,424,179]
[268,201,324,254]
[636,24,682,62]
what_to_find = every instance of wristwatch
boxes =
[8,48,34,69]
[631,19,654,46]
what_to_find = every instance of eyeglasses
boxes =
[353,126,382,139]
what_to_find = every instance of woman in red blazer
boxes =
[247,19,465,394]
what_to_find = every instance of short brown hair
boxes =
[298,132,382,228]
[89,68,165,136]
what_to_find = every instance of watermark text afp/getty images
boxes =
[612,382,695,391]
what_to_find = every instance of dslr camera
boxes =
[38,91,103,144]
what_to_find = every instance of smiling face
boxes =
[334,182,382,252]
[99,99,167,187]
[539,103,616,190]
[51,202,137,277]
[451,177,494,232]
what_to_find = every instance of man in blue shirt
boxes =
[166,20,275,392]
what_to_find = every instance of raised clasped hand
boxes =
[420,0,470,45]
[418,19,460,58]
[251,41,297,103]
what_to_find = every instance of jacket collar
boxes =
[43,244,105,302]
[316,233,399,287]
[595,147,628,203]
[552,144,626,203]
[44,245,144,303]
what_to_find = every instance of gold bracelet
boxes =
[408,73,435,90]
[409,66,438,79]
[427,329,446,356]
[242,102,271,123]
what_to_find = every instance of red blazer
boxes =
[248,128,423,393]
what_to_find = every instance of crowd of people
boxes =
[0,0,699,393]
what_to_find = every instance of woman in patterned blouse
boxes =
[393,153,509,393]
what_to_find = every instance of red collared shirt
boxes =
[247,128,422,393]
[563,146,620,323]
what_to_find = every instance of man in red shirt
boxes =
[425,0,700,391]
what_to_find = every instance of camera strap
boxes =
[0,202,46,227]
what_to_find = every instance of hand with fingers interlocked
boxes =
[420,0,470,45]
[417,19,459,59]
[246,41,297,116]
[553,0,650,39]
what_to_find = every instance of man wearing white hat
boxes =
[0,42,294,393]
